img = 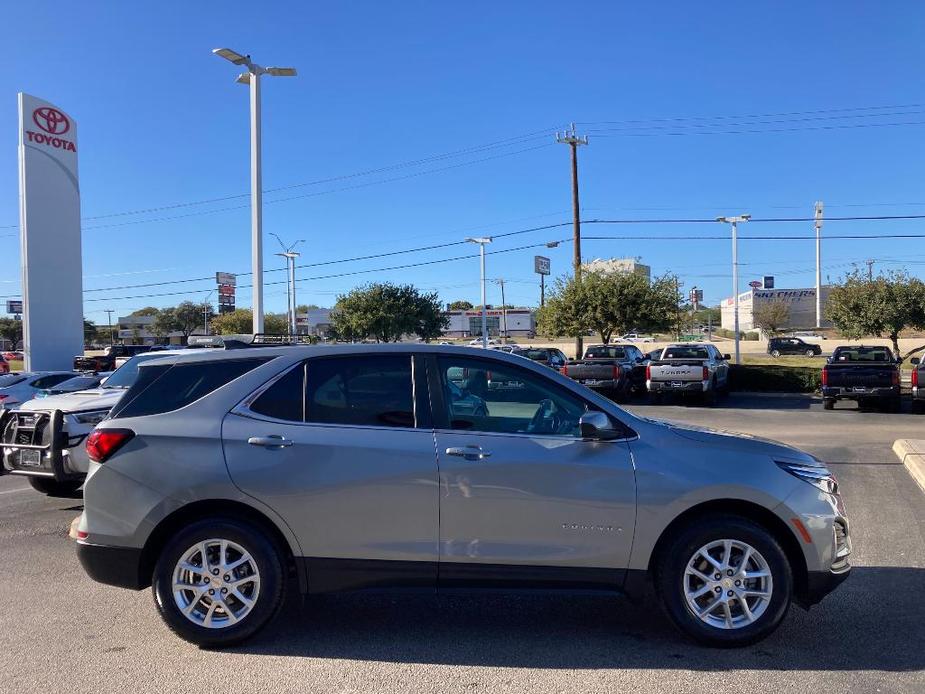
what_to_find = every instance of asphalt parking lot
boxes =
[1,394,923,694]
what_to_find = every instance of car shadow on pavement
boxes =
[234,566,924,672]
[630,394,818,411]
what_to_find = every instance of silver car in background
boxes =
[75,344,850,648]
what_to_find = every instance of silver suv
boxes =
[75,344,851,648]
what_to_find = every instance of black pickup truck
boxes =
[558,343,647,400]
[73,343,151,372]
[821,345,901,412]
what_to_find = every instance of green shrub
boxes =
[728,365,821,392]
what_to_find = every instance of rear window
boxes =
[662,347,709,360]
[585,346,627,359]
[110,358,269,419]
[0,374,27,388]
[833,347,893,363]
[518,349,550,361]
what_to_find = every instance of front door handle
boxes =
[445,445,491,461]
[247,435,293,449]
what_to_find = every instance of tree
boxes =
[826,268,925,360]
[152,307,178,340]
[448,300,473,311]
[83,318,99,346]
[752,299,791,336]
[130,307,160,317]
[174,301,209,339]
[210,309,289,336]
[295,304,320,313]
[330,282,448,342]
[0,317,23,348]
[537,270,679,345]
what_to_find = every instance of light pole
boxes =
[716,215,751,365]
[213,47,297,335]
[271,233,304,336]
[202,290,215,336]
[466,237,492,348]
[494,278,508,344]
[104,309,114,346]
[814,201,824,328]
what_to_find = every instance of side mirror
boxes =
[636,356,644,363]
[911,357,921,365]
[579,411,621,440]
[98,377,109,386]
[723,354,732,361]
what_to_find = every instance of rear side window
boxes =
[250,364,306,422]
[110,358,269,419]
[306,355,414,428]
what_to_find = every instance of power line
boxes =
[587,120,925,138]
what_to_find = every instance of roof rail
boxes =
[186,333,318,350]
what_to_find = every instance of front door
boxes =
[429,354,636,588]
[222,354,439,591]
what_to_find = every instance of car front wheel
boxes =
[770,349,781,358]
[152,518,286,648]
[655,515,793,647]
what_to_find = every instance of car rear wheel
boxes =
[823,398,835,410]
[655,515,793,647]
[27,477,82,497]
[770,349,781,358]
[152,518,286,648]
[804,349,816,357]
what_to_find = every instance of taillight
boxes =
[612,365,621,380]
[912,369,919,387]
[821,367,828,386]
[645,364,651,380]
[702,366,709,381]
[892,370,900,386]
[560,365,568,376]
[86,429,134,463]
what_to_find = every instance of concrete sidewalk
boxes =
[893,439,925,494]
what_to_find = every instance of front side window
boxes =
[305,355,415,428]
[437,356,587,436]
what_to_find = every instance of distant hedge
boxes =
[727,365,821,393]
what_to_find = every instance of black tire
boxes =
[655,515,793,647]
[27,477,82,497]
[912,400,925,415]
[152,517,286,648]
[770,350,781,358]
[823,398,835,410]
[885,397,902,413]
[648,392,663,405]
[804,349,816,357]
[702,381,717,407]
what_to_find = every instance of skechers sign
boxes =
[25,107,77,152]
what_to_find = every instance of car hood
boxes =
[17,388,124,413]
[647,418,817,464]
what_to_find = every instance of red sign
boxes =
[748,281,762,288]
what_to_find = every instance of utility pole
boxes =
[556,123,588,358]
[540,274,545,308]
[716,215,751,365]
[466,237,492,348]
[866,259,875,281]
[814,201,823,328]
[104,309,114,346]
[495,278,508,344]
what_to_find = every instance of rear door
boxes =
[222,353,440,590]
[429,354,636,586]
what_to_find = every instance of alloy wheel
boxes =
[171,538,261,629]
[683,539,773,630]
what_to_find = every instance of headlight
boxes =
[775,459,838,495]
[73,410,110,426]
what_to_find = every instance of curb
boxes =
[893,439,925,495]
[730,391,817,399]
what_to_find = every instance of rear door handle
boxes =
[445,445,491,460]
[247,435,293,449]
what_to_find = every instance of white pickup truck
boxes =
[645,343,730,405]
[0,350,186,496]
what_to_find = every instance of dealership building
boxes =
[443,308,536,338]
[720,286,833,332]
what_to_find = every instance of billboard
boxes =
[18,94,83,370]
[216,271,236,314]
[6,300,23,314]
[534,256,551,275]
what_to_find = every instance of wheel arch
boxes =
[643,499,808,603]
[139,499,304,592]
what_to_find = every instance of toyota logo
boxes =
[32,107,70,135]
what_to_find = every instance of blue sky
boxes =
[4,1,925,322]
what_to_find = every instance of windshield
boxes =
[517,349,550,361]
[50,375,101,392]
[662,347,709,360]
[102,353,171,389]
[585,346,627,359]
[0,374,27,388]
[833,347,893,363]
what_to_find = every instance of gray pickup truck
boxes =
[558,343,647,401]
[646,343,730,405]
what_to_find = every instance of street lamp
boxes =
[213,47,297,335]
[271,233,304,336]
[466,237,492,348]
[716,214,751,365]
